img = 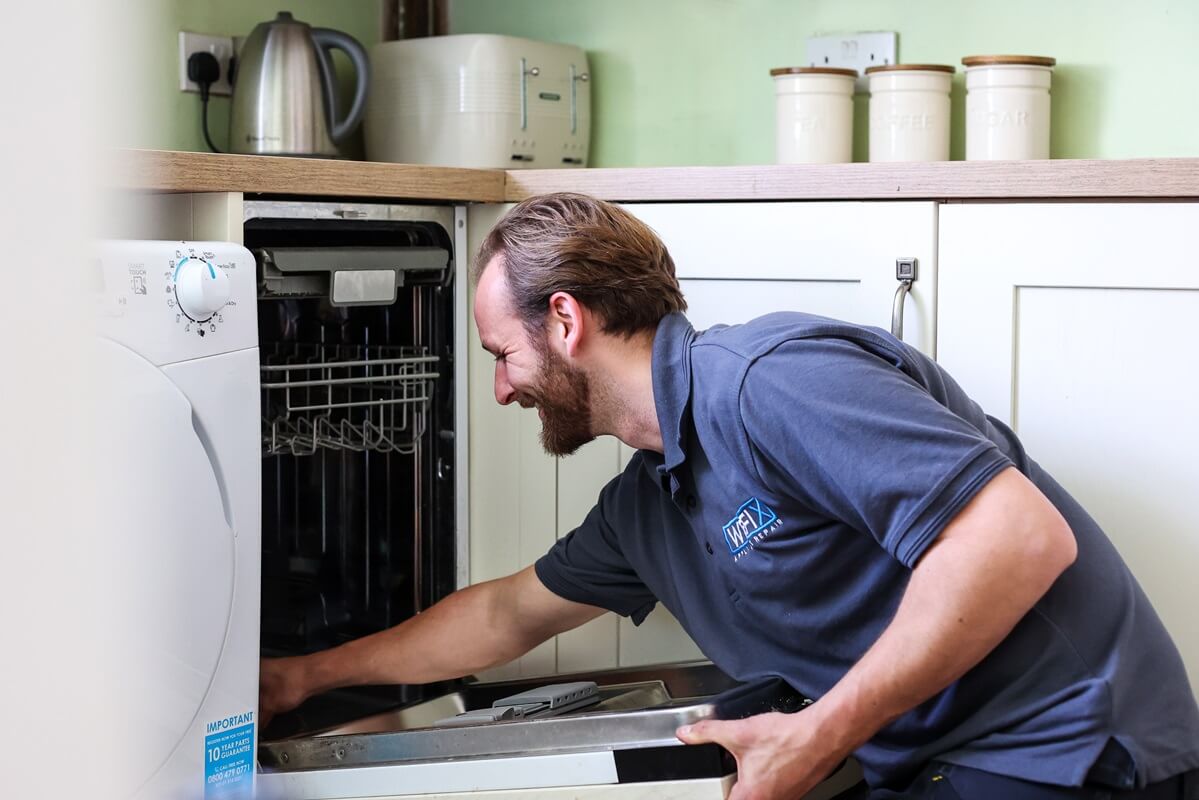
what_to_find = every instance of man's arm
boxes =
[678,466,1078,799]
[261,566,605,722]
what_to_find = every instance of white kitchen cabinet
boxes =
[938,203,1199,694]
[106,191,245,243]
[468,201,939,676]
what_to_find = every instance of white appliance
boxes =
[95,240,261,800]
[365,34,591,169]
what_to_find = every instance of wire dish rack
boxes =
[261,344,440,457]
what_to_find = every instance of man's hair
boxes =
[474,192,687,338]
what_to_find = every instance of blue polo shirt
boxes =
[535,312,1199,791]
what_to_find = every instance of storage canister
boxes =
[962,55,1056,160]
[865,64,954,162]
[770,67,857,164]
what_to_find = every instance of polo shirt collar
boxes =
[651,312,696,478]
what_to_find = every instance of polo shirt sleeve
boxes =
[738,337,1013,568]
[534,470,658,625]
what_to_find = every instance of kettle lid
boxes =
[254,11,314,35]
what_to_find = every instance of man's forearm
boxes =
[802,468,1078,756]
[298,576,537,699]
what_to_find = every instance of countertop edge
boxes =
[504,158,1199,202]
[107,149,507,203]
[107,151,1199,203]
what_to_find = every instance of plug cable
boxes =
[187,51,223,153]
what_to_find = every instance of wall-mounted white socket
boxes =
[179,31,234,96]
[806,32,897,89]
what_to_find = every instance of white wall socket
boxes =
[806,32,897,88]
[179,31,234,96]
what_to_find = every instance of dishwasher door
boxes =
[257,665,864,799]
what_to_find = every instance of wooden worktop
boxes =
[109,149,505,202]
[505,158,1199,201]
[111,150,1199,203]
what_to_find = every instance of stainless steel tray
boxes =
[259,664,808,773]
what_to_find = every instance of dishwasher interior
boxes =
[247,202,461,723]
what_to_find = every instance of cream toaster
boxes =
[365,34,590,169]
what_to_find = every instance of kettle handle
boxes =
[311,28,371,145]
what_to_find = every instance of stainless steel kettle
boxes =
[229,11,370,157]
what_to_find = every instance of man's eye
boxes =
[494,353,506,363]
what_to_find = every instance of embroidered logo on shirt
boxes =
[722,497,780,558]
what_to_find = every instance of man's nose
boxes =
[494,366,516,405]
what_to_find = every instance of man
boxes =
[261,193,1199,799]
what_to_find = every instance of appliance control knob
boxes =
[174,258,230,321]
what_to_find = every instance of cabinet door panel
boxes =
[939,203,1199,694]
[468,204,557,680]
[627,202,939,356]
[680,278,870,331]
[555,437,623,673]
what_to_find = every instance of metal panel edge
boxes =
[454,205,470,590]
[257,750,618,799]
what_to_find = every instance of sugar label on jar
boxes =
[974,109,1031,127]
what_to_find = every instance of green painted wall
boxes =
[450,0,1199,166]
[127,0,379,154]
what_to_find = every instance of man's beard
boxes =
[526,342,594,457]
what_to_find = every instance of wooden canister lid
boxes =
[961,55,1056,67]
[865,64,955,75]
[769,66,859,78]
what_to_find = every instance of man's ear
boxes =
[546,291,587,358]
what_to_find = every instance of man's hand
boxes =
[259,656,311,728]
[677,711,847,800]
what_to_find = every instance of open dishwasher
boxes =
[246,200,864,799]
